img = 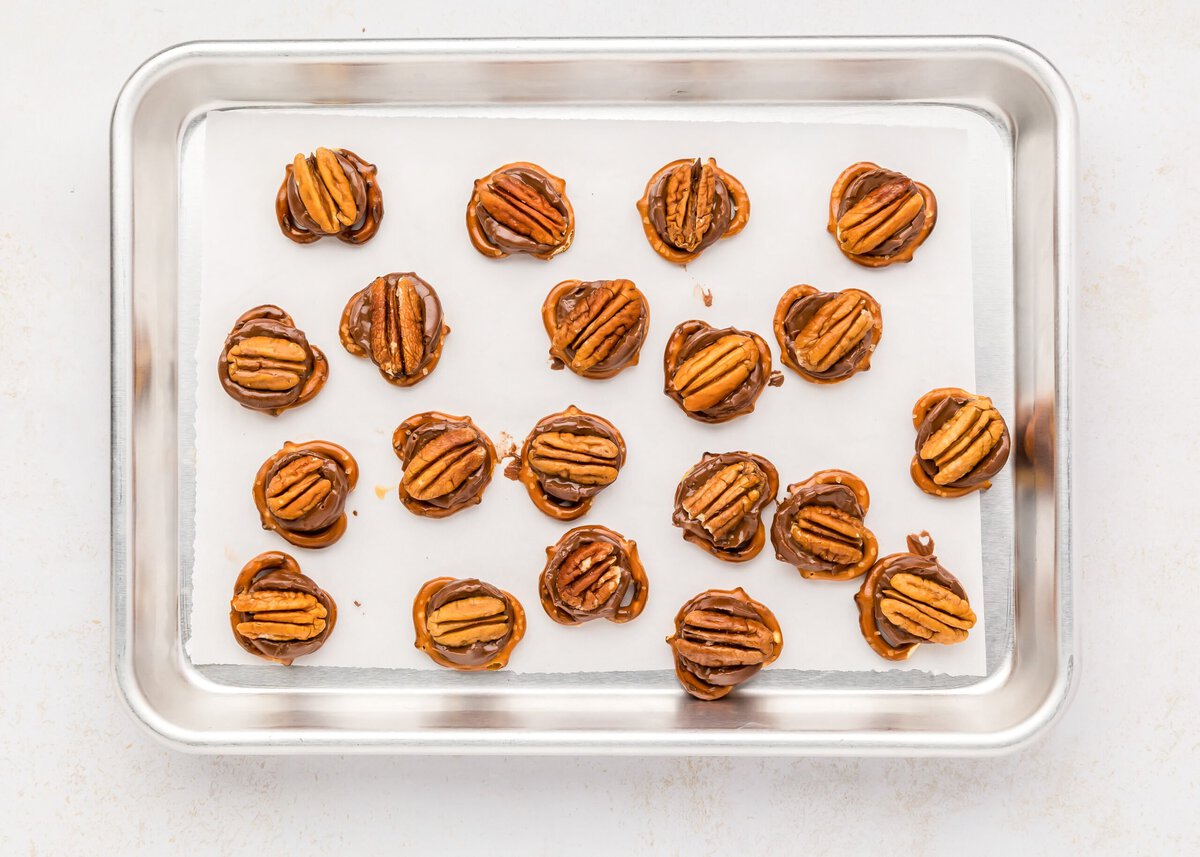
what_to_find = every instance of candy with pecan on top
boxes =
[542,278,649,379]
[229,551,336,665]
[771,469,878,580]
[539,525,649,626]
[663,320,778,423]
[911,387,1011,497]
[855,531,976,661]
[393,412,498,518]
[511,406,625,521]
[673,451,779,563]
[466,162,574,260]
[217,305,328,414]
[413,577,526,671]
[666,588,782,701]
[339,272,450,388]
[773,285,882,384]
[253,440,358,549]
[828,161,936,267]
[276,147,382,244]
[637,157,749,264]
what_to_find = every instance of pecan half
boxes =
[911,387,1011,497]
[217,305,328,414]
[542,278,650,379]
[855,532,976,661]
[773,285,882,384]
[663,320,777,423]
[253,440,358,549]
[771,469,878,580]
[828,162,936,267]
[339,272,450,387]
[413,577,526,671]
[673,451,779,562]
[539,525,649,626]
[276,147,383,245]
[466,162,575,260]
[514,406,626,521]
[637,157,749,264]
[393,412,498,518]
[230,551,337,665]
[666,588,783,701]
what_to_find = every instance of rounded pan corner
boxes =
[112,40,218,131]
[110,654,214,754]
[968,35,1080,127]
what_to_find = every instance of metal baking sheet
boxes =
[111,36,1076,754]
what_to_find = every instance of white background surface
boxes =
[0,1,1195,853]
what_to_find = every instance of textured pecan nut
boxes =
[855,532,976,661]
[513,406,626,521]
[666,588,783,701]
[229,551,337,665]
[911,387,1011,498]
[466,162,574,259]
[339,272,449,387]
[217,305,328,414]
[413,577,526,671]
[276,147,383,244]
[773,285,882,384]
[828,162,936,267]
[393,412,497,518]
[253,440,358,549]
[771,469,878,580]
[637,158,750,264]
[673,452,779,563]
[539,525,649,626]
[542,278,650,379]
[663,321,777,423]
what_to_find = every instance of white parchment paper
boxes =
[188,109,985,676]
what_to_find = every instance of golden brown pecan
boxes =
[413,577,526,671]
[230,551,337,665]
[673,452,779,563]
[792,506,865,565]
[394,413,497,518]
[878,573,976,644]
[663,321,777,423]
[773,285,882,384]
[253,440,359,549]
[427,595,512,647]
[539,526,649,626]
[514,406,626,521]
[911,387,1011,497]
[666,588,783,700]
[770,469,878,581]
[681,461,767,543]
[403,428,489,502]
[467,162,575,259]
[637,157,750,264]
[217,305,328,415]
[276,147,382,245]
[827,161,936,267]
[671,335,757,412]
[266,455,333,521]
[529,432,620,487]
[339,273,449,388]
[543,279,649,379]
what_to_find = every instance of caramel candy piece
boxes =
[217,305,328,414]
[539,525,649,626]
[636,157,749,264]
[771,469,878,581]
[413,577,526,671]
[513,406,626,521]
[673,451,779,563]
[663,320,778,423]
[542,279,650,379]
[911,387,1011,498]
[773,285,882,384]
[466,162,574,260]
[393,412,498,518]
[229,551,337,665]
[252,440,358,549]
[827,161,936,267]
[339,272,450,388]
[854,532,977,661]
[666,588,782,701]
[276,147,383,244]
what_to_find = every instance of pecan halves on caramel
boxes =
[637,157,749,264]
[393,412,498,518]
[539,525,649,626]
[910,387,1011,497]
[770,469,878,580]
[827,162,936,267]
[773,285,882,384]
[217,305,328,414]
[513,406,626,521]
[542,279,650,379]
[855,532,976,661]
[413,577,526,671]
[252,440,358,549]
[673,451,779,562]
[663,320,778,423]
[466,162,575,260]
[666,588,782,700]
[230,551,337,665]
[276,147,383,245]
[339,272,450,387]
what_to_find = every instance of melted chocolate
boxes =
[871,549,968,648]
[393,413,497,517]
[667,588,783,700]
[646,159,733,254]
[217,305,326,415]
[473,166,570,256]
[778,290,876,382]
[770,483,865,574]
[230,552,336,665]
[663,320,774,423]
[340,272,447,386]
[413,577,526,671]
[672,451,779,561]
[837,168,927,258]
[539,526,648,625]
[915,394,1011,489]
[276,148,383,244]
[544,279,649,378]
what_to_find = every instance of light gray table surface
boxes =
[1,1,1195,853]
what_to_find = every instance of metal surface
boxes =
[111,36,1075,754]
